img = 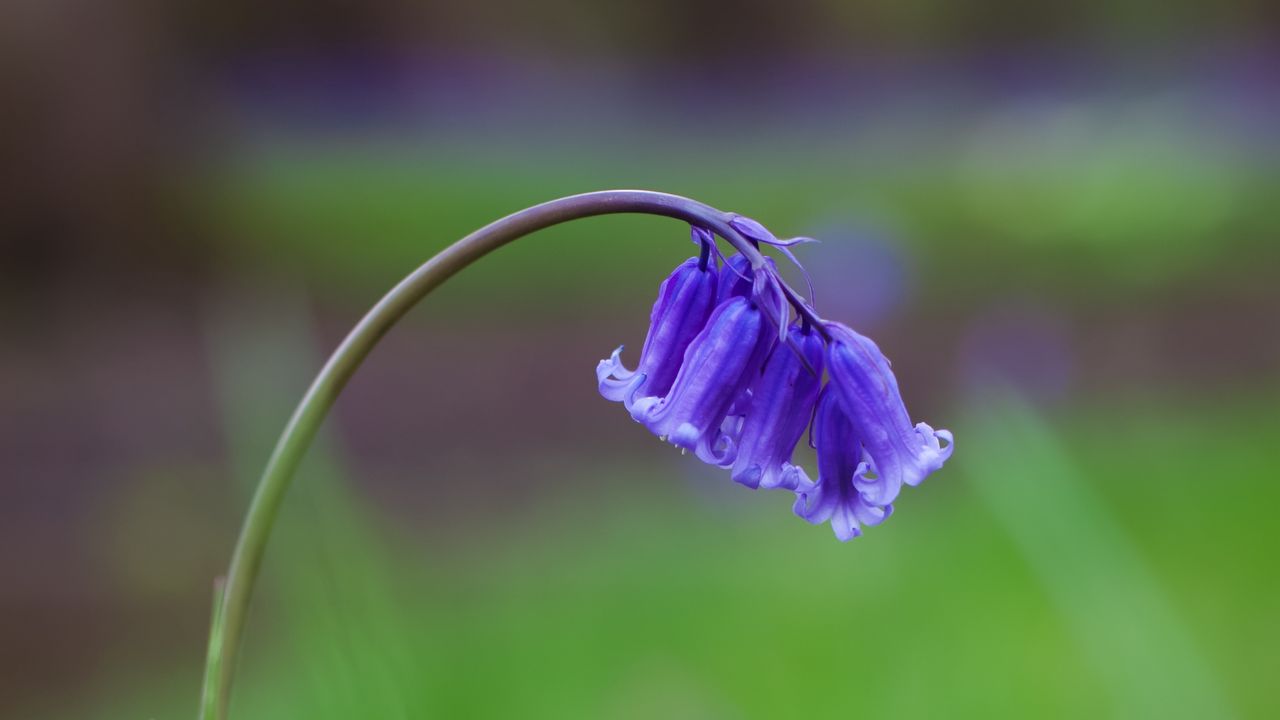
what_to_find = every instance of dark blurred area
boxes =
[3,2,1278,718]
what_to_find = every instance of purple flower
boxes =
[629,296,775,464]
[597,255,718,411]
[823,322,953,493]
[728,325,825,490]
[594,214,953,542]
[793,388,893,541]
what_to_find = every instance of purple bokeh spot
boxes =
[959,300,1074,405]
[802,219,910,328]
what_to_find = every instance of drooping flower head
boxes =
[595,215,953,542]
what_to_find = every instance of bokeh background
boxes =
[3,1,1278,717]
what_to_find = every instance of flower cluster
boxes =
[597,217,953,541]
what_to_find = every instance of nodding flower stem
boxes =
[198,190,820,720]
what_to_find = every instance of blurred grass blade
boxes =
[198,578,227,720]
[963,391,1233,718]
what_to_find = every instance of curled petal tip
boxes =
[627,390,661,421]
[697,431,737,466]
[921,423,956,455]
[597,347,641,402]
[761,462,809,491]
[831,510,862,541]
[854,501,892,527]
[595,345,629,374]
[792,491,824,526]
[906,423,954,486]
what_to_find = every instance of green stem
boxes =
[198,190,800,719]
[199,577,226,720]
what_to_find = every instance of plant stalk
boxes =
[198,189,804,719]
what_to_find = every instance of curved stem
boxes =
[199,190,814,719]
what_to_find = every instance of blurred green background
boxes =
[3,2,1278,718]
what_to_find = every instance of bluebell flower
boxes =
[594,214,953,542]
[727,325,825,490]
[793,388,893,541]
[628,295,775,464]
[823,321,954,494]
[597,254,718,412]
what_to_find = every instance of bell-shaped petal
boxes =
[729,326,825,490]
[823,322,954,492]
[630,296,775,464]
[793,388,893,541]
[712,254,791,421]
[596,256,718,410]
